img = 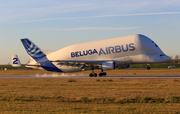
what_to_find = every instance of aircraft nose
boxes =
[149,54,171,63]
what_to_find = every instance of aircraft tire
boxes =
[94,73,97,77]
[147,67,150,70]
[89,73,93,77]
[99,73,102,77]
[102,72,107,76]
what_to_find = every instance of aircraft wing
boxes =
[51,60,108,65]
[51,60,111,70]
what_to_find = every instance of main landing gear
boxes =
[99,69,106,77]
[89,72,107,77]
[89,66,106,77]
[89,73,97,77]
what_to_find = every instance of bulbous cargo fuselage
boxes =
[45,34,170,72]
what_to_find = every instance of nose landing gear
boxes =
[147,64,150,70]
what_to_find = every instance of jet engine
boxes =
[100,61,116,70]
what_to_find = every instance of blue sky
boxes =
[1,0,180,64]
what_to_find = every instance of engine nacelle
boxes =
[117,64,130,69]
[100,61,116,70]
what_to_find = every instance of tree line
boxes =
[167,55,180,63]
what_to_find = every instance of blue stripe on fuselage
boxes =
[37,57,62,72]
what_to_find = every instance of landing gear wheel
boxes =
[147,66,150,70]
[99,69,107,77]
[99,72,107,76]
[99,73,102,77]
[89,73,93,77]
[147,64,151,70]
[93,73,97,77]
[89,73,97,77]
[102,72,107,76]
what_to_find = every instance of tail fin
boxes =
[21,38,46,61]
[12,55,21,67]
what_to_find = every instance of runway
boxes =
[0,75,180,79]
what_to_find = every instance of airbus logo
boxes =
[71,43,135,58]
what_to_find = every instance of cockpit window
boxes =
[160,54,166,56]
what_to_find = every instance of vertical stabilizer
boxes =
[21,38,46,61]
[12,55,21,67]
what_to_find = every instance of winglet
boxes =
[12,55,21,67]
[21,38,46,61]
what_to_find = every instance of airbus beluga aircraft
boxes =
[12,34,170,77]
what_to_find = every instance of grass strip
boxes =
[1,95,180,104]
[0,78,180,113]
